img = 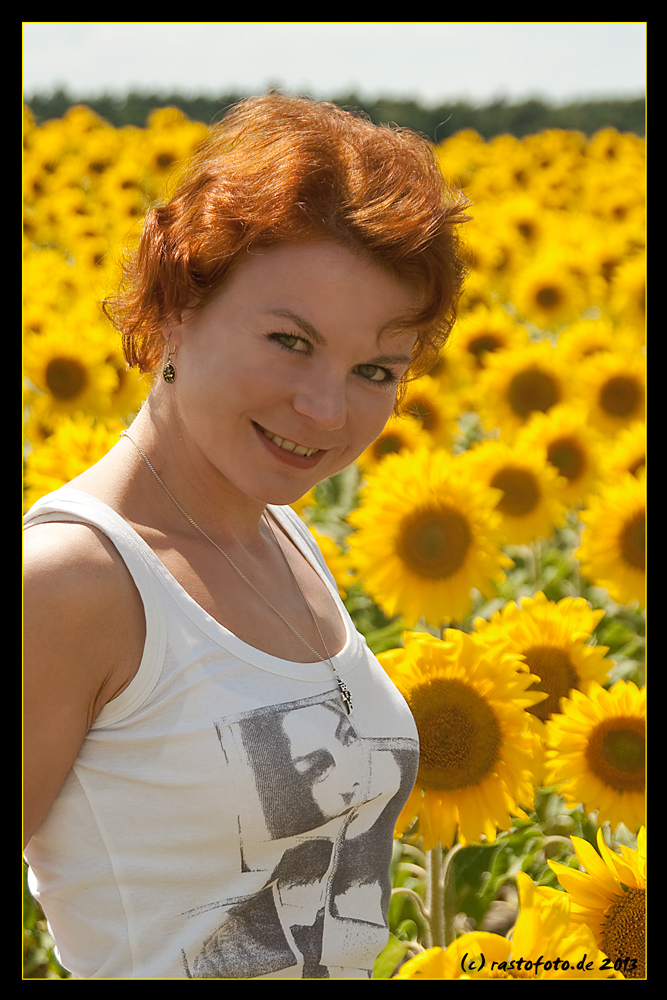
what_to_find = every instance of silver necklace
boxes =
[120,430,353,714]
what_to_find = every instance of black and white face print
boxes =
[181,691,419,979]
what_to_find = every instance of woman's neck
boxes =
[72,395,272,555]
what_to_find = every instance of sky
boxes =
[22,22,646,107]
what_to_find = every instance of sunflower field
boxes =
[23,103,646,979]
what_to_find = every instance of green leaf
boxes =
[372,933,410,979]
[364,619,406,654]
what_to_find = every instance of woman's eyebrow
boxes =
[266,308,326,345]
[370,352,413,366]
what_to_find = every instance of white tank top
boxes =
[23,488,419,979]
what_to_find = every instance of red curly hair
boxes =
[103,92,471,382]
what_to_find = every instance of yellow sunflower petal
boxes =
[545,680,645,832]
[348,447,512,627]
[378,628,541,851]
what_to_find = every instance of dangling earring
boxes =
[163,344,176,383]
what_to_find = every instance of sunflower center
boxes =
[547,436,586,482]
[535,286,562,309]
[156,152,176,170]
[45,357,87,400]
[599,375,641,418]
[585,716,645,792]
[521,645,578,720]
[490,467,541,517]
[373,434,403,458]
[404,397,438,433]
[397,506,472,580]
[408,678,502,791]
[620,510,645,571]
[601,887,645,979]
[508,369,560,418]
[469,334,503,367]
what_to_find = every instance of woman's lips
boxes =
[253,422,327,468]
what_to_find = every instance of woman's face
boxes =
[282,703,365,820]
[163,241,419,505]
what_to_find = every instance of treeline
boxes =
[24,87,645,140]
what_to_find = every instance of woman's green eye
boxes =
[357,364,391,383]
[271,333,309,352]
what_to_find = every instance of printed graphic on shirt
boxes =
[180,691,419,979]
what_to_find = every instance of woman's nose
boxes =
[292,370,347,431]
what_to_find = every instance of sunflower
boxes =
[60,103,109,136]
[394,870,622,979]
[590,176,645,232]
[96,164,149,229]
[603,420,646,481]
[579,228,638,299]
[32,185,92,244]
[516,404,605,508]
[23,321,119,419]
[495,193,548,248]
[545,826,646,979]
[608,252,646,327]
[99,341,151,421]
[308,528,354,600]
[475,341,569,435]
[463,208,527,296]
[60,213,113,271]
[435,126,487,190]
[23,245,87,314]
[586,126,641,163]
[78,126,119,180]
[463,439,568,546]
[357,412,429,473]
[576,472,645,608]
[23,119,68,186]
[544,680,645,833]
[23,414,125,509]
[347,448,512,627]
[575,351,645,437]
[555,317,619,366]
[473,593,613,724]
[450,303,530,370]
[143,108,208,195]
[447,306,532,414]
[510,249,587,330]
[378,629,543,851]
[394,375,457,450]
[457,268,497,314]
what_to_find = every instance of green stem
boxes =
[426,843,445,949]
[390,886,430,924]
[531,538,543,590]
[442,843,463,946]
[425,842,463,951]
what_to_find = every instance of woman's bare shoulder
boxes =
[23,519,146,845]
[23,519,146,704]
[24,518,131,588]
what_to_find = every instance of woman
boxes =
[23,93,470,979]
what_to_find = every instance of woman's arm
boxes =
[22,522,145,848]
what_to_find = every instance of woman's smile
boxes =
[253,421,327,469]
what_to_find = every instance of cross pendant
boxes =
[338,678,353,715]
